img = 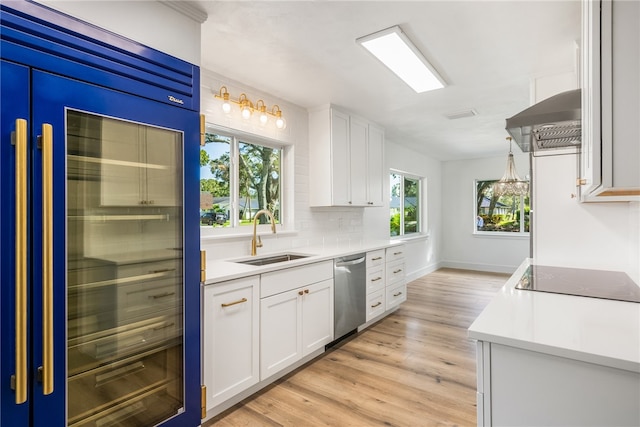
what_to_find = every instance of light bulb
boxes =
[275,116,285,129]
[241,106,252,119]
[260,112,268,124]
[222,101,231,114]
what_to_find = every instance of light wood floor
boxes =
[206,268,509,427]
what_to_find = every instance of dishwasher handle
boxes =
[335,256,366,267]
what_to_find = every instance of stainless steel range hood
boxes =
[506,89,581,152]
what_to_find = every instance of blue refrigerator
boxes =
[1,1,201,426]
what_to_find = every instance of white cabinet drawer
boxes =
[366,250,385,268]
[386,282,407,310]
[261,260,333,298]
[366,290,385,321]
[385,245,405,263]
[386,260,405,285]
[366,267,385,293]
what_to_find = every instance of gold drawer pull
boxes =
[371,256,382,261]
[371,277,382,282]
[393,251,403,256]
[304,289,309,294]
[221,297,247,307]
[371,302,382,308]
[393,269,403,274]
[149,291,175,299]
[393,292,403,297]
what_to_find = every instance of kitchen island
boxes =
[469,259,640,426]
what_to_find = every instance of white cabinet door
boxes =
[100,120,181,206]
[145,126,179,206]
[580,0,640,201]
[301,279,334,356]
[349,116,368,206]
[367,124,384,206]
[203,276,259,410]
[100,121,143,206]
[330,109,351,206]
[309,105,385,207]
[260,288,301,380]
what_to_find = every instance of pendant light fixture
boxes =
[492,137,529,197]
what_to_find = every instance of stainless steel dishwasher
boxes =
[333,253,367,340]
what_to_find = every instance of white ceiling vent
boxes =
[445,109,478,120]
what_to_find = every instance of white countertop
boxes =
[469,258,640,373]
[204,239,402,285]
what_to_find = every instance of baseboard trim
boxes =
[439,260,518,274]
[406,262,441,282]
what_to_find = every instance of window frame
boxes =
[390,169,425,238]
[200,125,292,237]
[473,179,530,237]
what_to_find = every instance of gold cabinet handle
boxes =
[298,290,304,296]
[371,302,382,308]
[393,292,403,297]
[304,289,309,294]
[371,256,382,261]
[371,277,382,282]
[13,119,28,404]
[393,269,403,274]
[41,123,54,395]
[221,298,247,308]
[393,251,403,256]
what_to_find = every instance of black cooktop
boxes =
[515,264,640,303]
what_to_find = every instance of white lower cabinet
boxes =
[203,276,259,411]
[365,250,386,321]
[260,261,334,381]
[366,289,385,320]
[476,341,640,426]
[385,246,406,310]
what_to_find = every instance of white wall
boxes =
[441,155,531,273]
[367,141,443,281]
[533,153,640,283]
[33,0,203,65]
[200,69,367,261]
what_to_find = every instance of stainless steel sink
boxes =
[233,253,312,266]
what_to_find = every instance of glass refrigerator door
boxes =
[66,110,185,426]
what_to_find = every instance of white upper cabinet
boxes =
[309,105,384,207]
[580,0,640,201]
[100,122,180,206]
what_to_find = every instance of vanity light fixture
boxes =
[214,86,286,129]
[238,93,253,119]
[216,86,232,113]
[271,105,285,129]
[493,137,529,197]
[357,25,446,93]
[256,100,269,124]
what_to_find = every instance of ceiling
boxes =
[196,1,581,161]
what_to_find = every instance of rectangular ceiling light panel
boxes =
[357,26,446,93]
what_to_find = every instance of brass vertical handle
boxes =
[41,123,54,395]
[200,114,205,146]
[200,250,206,283]
[13,118,28,404]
